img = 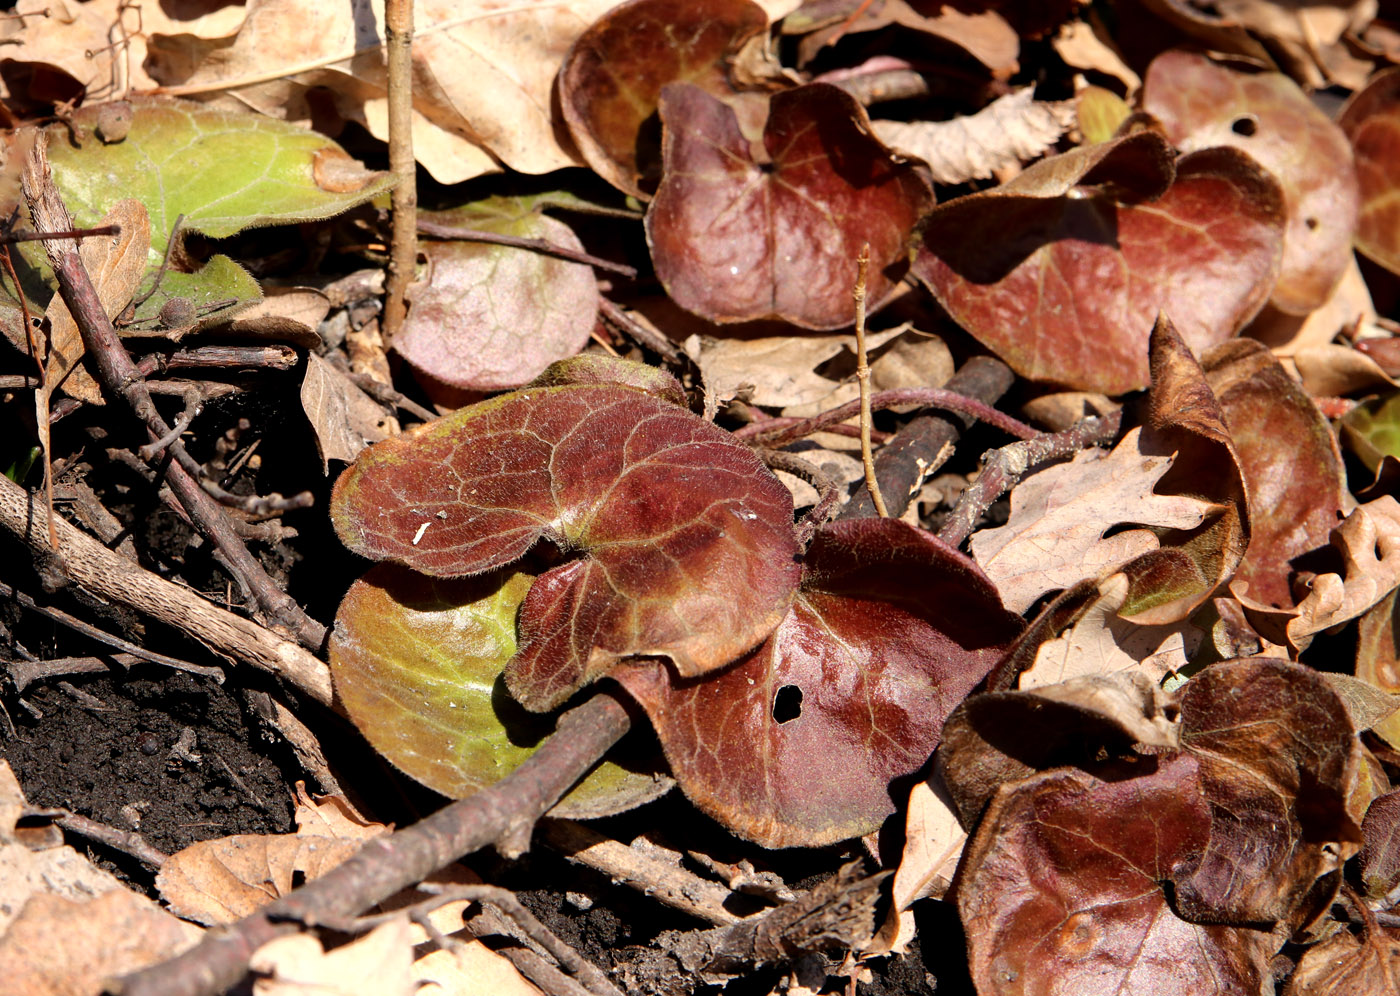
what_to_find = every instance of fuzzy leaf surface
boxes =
[1340,67,1400,276]
[1143,49,1359,313]
[328,566,671,818]
[913,145,1285,393]
[646,82,934,329]
[331,375,801,711]
[615,518,1022,847]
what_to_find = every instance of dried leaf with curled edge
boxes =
[958,753,1275,996]
[1204,339,1349,618]
[331,359,801,712]
[1143,50,1359,314]
[559,0,772,199]
[872,88,1076,186]
[1285,497,1400,649]
[970,427,1218,615]
[1284,923,1400,996]
[913,141,1285,393]
[1172,658,1361,926]
[329,565,671,818]
[615,518,1022,848]
[1342,68,1400,276]
[646,82,934,330]
[399,205,598,391]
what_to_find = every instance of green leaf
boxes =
[330,564,671,819]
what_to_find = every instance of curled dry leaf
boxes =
[331,358,801,712]
[646,82,934,330]
[872,88,1076,186]
[250,918,416,996]
[615,518,1022,847]
[785,1,1019,76]
[300,353,395,472]
[914,138,1286,393]
[1204,339,1349,620]
[400,209,598,391]
[559,0,773,199]
[1340,67,1400,276]
[329,565,672,818]
[1283,922,1400,996]
[1286,496,1400,648]
[1142,49,1359,314]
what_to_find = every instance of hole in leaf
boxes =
[291,870,307,888]
[772,684,803,724]
[1230,115,1258,136]
[1305,217,1319,231]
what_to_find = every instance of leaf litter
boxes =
[5,1,1400,994]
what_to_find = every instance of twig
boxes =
[418,221,638,279]
[20,135,325,649]
[0,224,121,243]
[936,408,1125,549]
[852,244,887,518]
[757,448,840,548]
[0,579,224,684]
[35,807,169,868]
[242,690,340,795]
[838,356,1014,521]
[0,237,56,549]
[7,653,118,692]
[0,471,332,705]
[137,383,201,460]
[730,417,887,445]
[111,691,633,996]
[598,297,684,364]
[733,386,1036,448]
[381,0,416,346]
[538,819,751,927]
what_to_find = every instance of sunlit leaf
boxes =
[331,364,801,711]
[616,518,1022,847]
[1340,67,1400,276]
[647,82,934,329]
[329,566,671,818]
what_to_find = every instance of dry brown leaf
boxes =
[1021,572,1203,688]
[872,88,1076,186]
[300,352,395,472]
[1250,256,1376,357]
[1052,19,1140,95]
[969,426,1219,614]
[0,889,202,996]
[293,783,387,840]
[874,777,966,956]
[156,832,365,925]
[779,329,954,416]
[252,918,416,996]
[43,199,151,406]
[688,326,908,408]
[1283,495,1400,647]
[1292,343,1398,398]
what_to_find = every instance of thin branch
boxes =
[0,471,332,705]
[757,448,840,548]
[598,297,684,365]
[838,356,1014,521]
[418,221,638,278]
[20,135,325,649]
[0,579,224,684]
[0,224,121,244]
[111,691,632,996]
[936,409,1125,549]
[733,385,1036,448]
[852,244,887,518]
[39,808,169,868]
[381,0,416,346]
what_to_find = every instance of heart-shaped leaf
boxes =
[913,144,1285,393]
[615,518,1023,847]
[328,565,671,818]
[958,754,1276,996]
[1340,67,1400,276]
[1143,49,1359,314]
[401,200,599,391]
[646,82,934,329]
[331,363,801,712]
[559,0,771,198]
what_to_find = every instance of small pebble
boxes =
[137,732,160,756]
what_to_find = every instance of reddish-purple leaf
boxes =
[398,203,598,391]
[1340,67,1400,276]
[1361,788,1400,901]
[913,144,1285,393]
[1143,50,1359,314]
[331,373,802,712]
[616,518,1023,848]
[646,82,935,330]
[1173,659,1361,925]
[559,0,770,199]
[958,754,1275,996]
[1203,340,1348,617]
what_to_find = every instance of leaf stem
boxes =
[853,243,889,518]
[382,0,417,346]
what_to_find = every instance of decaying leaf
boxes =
[329,565,672,817]
[331,358,801,712]
[1284,922,1400,996]
[300,353,395,472]
[914,139,1286,393]
[647,82,933,329]
[616,517,1021,847]
[1143,50,1360,314]
[251,917,417,996]
[872,88,1076,186]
